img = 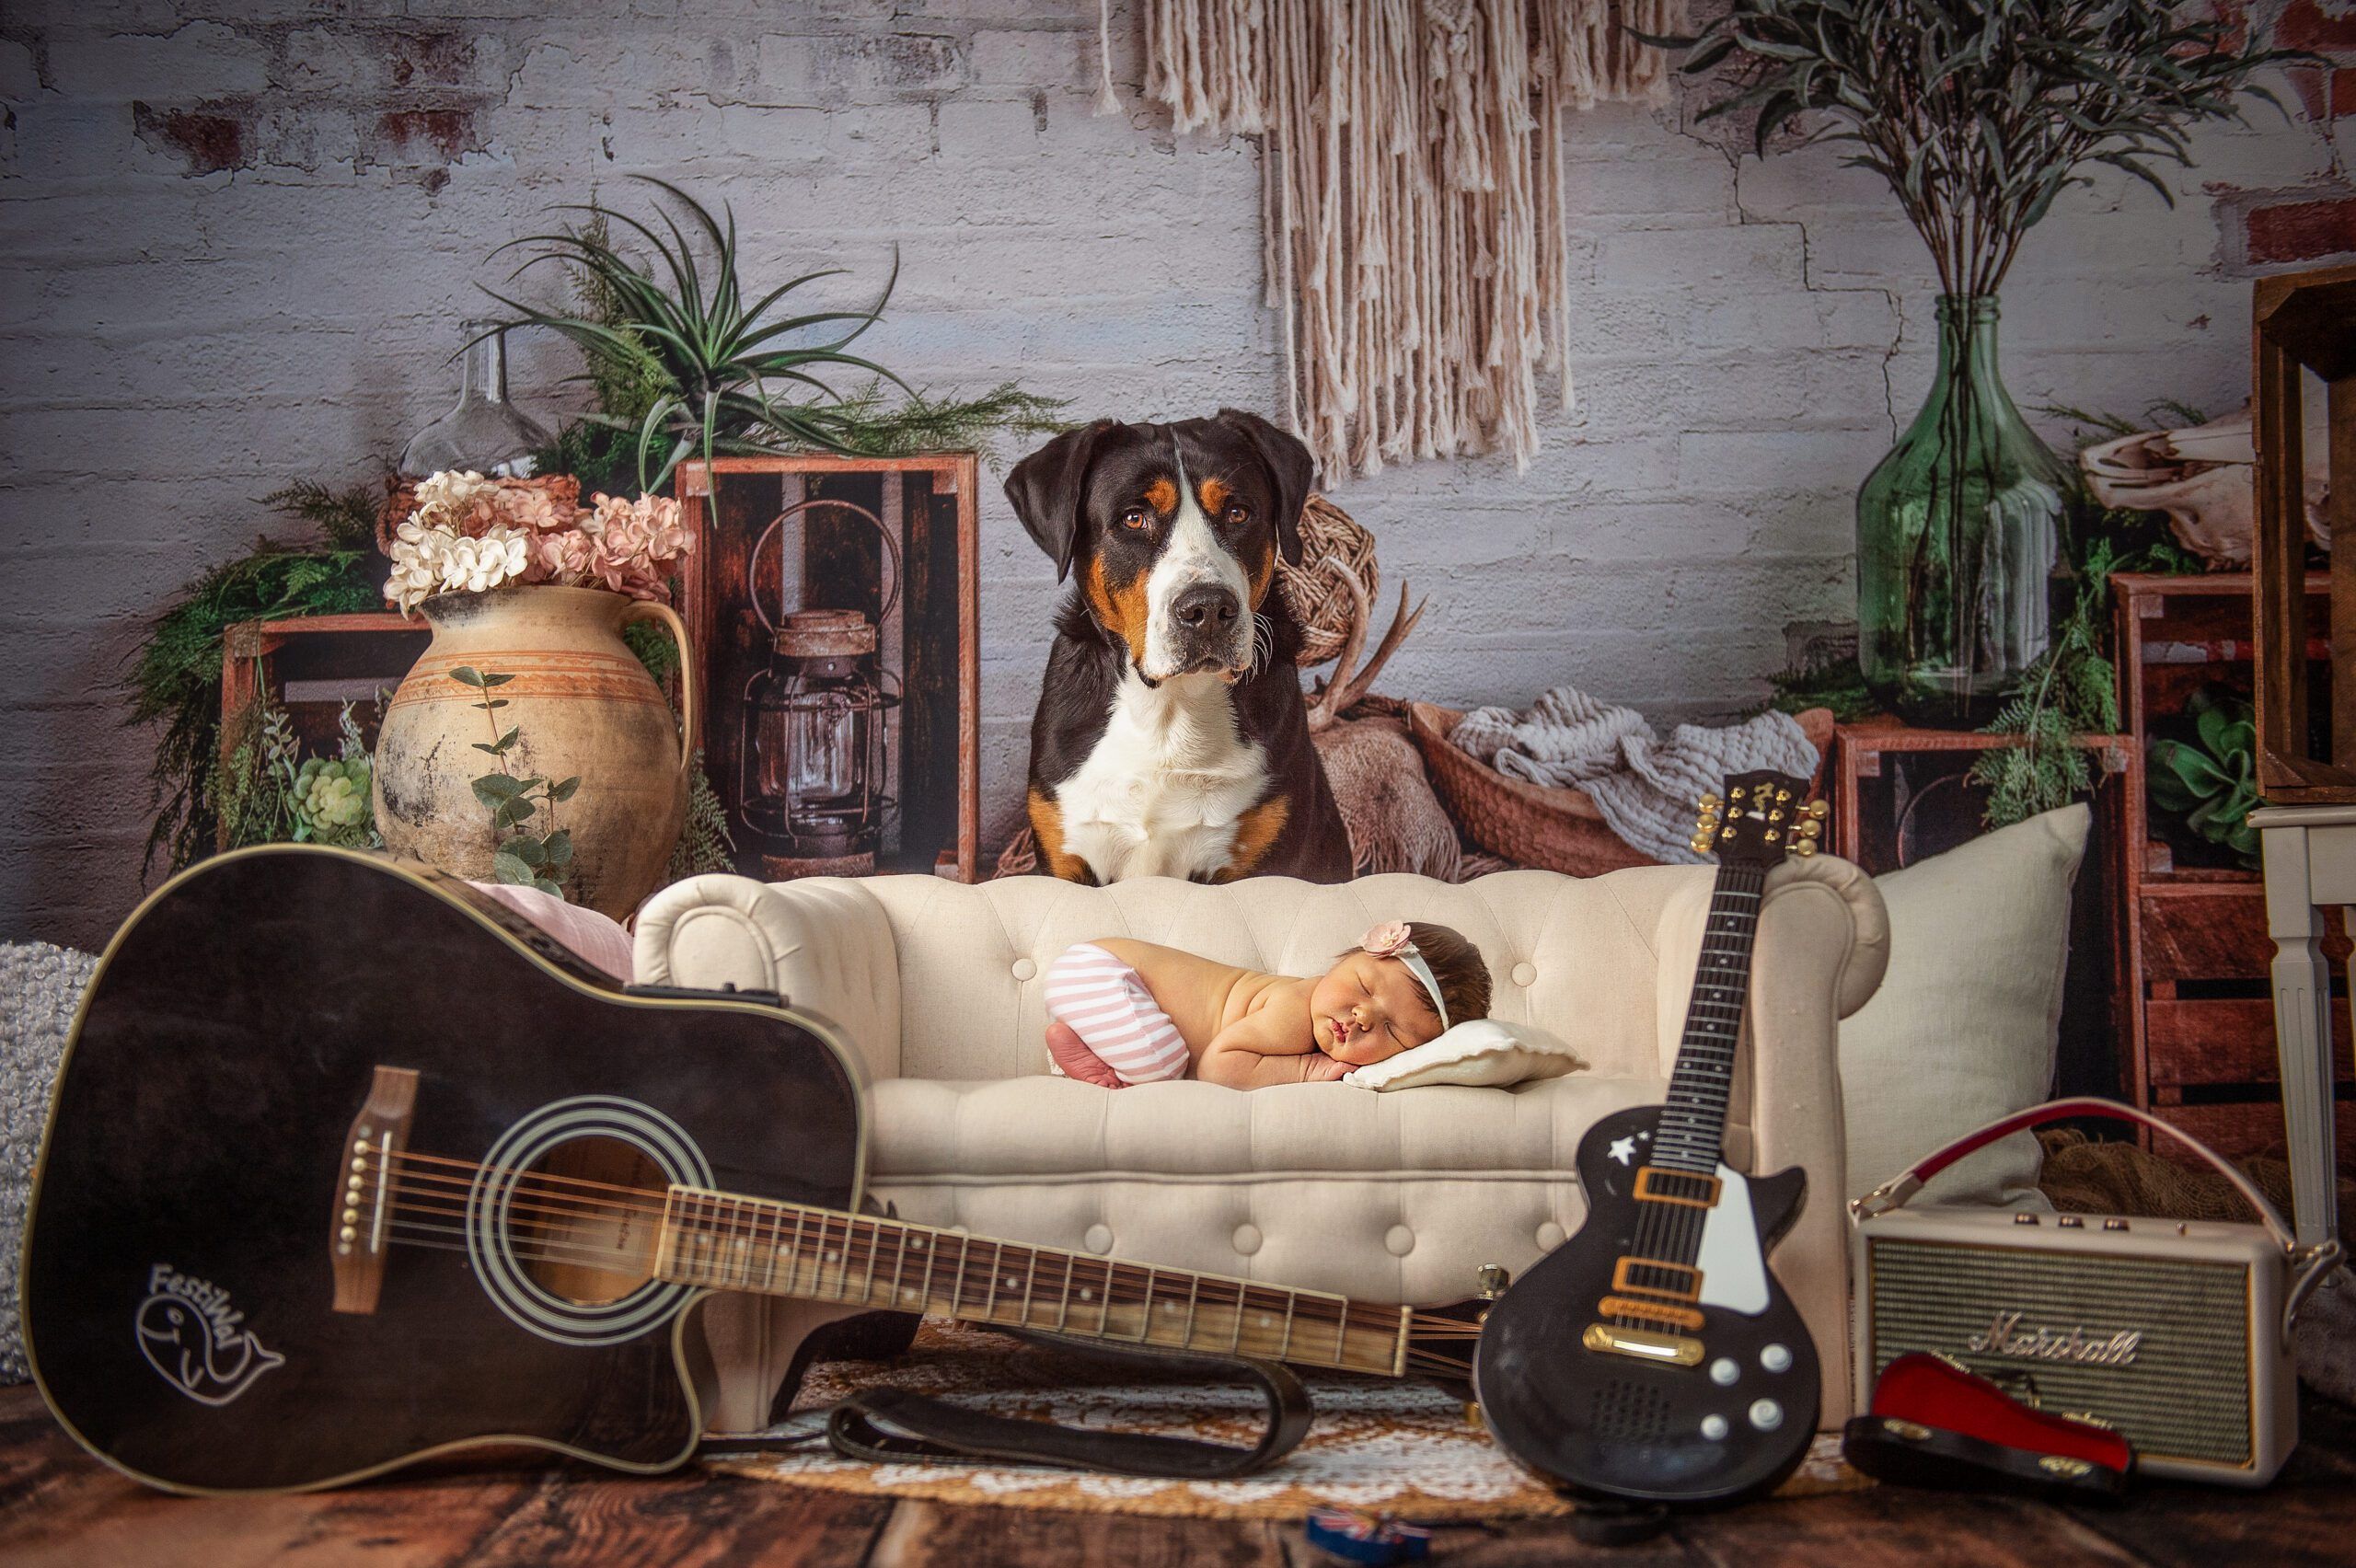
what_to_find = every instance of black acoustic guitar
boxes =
[1473,770,1824,1507]
[21,846,1490,1495]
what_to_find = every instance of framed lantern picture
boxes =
[676,455,980,882]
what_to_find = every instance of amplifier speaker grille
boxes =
[1865,1239,2254,1469]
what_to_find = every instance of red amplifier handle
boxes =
[1849,1096,2295,1250]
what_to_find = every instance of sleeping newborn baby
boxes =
[1043,921,1492,1090]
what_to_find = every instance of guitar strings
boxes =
[365,1175,1463,1366]
[365,1211,1480,1378]
[1616,862,1762,1332]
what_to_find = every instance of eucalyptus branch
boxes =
[1652,0,2308,297]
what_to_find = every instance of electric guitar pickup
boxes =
[1472,770,1825,1506]
[20,846,1491,1494]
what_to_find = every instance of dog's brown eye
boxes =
[1120,507,1149,530]
[1225,503,1251,525]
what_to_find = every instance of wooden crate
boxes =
[675,455,982,883]
[2115,572,2355,1175]
[217,613,430,845]
[1829,721,2133,1101]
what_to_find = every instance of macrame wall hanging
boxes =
[1096,1,1687,478]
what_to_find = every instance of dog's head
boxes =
[1006,409,1313,685]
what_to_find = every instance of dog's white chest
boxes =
[1057,673,1270,882]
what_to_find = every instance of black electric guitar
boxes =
[1473,770,1824,1506]
[21,846,1493,1495]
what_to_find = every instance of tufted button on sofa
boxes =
[635,862,1888,1434]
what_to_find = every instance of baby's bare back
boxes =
[1094,940,1310,1066]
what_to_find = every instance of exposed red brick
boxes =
[2246,195,2356,264]
[385,30,474,89]
[131,103,248,175]
[371,108,476,163]
[2337,68,2356,117]
[2289,64,2330,119]
[2279,0,2356,52]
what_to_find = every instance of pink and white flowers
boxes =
[385,470,692,616]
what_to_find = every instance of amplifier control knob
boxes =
[1749,1399,1783,1432]
[1761,1343,1792,1374]
[1700,1414,1728,1441]
[1710,1357,1738,1386]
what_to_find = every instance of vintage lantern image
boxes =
[738,499,902,877]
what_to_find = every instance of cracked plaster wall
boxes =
[0,0,2340,947]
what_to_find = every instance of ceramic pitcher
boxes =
[373,585,697,919]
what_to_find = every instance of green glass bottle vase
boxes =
[1856,295,2066,726]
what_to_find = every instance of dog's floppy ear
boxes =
[1216,407,1314,566]
[1005,420,1118,582]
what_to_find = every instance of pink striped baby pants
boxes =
[1043,942,1191,1086]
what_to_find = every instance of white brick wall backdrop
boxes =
[0,1,2335,949]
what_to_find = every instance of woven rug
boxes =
[716,1321,1865,1521]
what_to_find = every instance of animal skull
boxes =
[2080,404,2330,568]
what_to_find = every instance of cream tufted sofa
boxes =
[635,860,1889,1432]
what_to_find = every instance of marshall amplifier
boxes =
[1851,1099,2340,1486]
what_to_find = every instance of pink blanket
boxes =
[464,882,635,982]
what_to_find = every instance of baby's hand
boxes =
[1301,1053,1355,1083]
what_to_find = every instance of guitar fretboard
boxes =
[1650,862,1767,1175]
[653,1189,1411,1377]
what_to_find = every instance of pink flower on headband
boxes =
[1361,921,1414,959]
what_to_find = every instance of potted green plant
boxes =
[491,179,1064,492]
[2149,686,2262,869]
[1656,1,2298,724]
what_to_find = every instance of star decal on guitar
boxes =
[1608,1136,1637,1166]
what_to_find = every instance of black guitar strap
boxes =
[821,1332,1313,1479]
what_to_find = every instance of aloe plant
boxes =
[485,178,913,491]
[2149,687,2260,868]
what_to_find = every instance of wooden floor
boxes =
[4,1383,2353,1567]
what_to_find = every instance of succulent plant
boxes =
[2148,687,2260,868]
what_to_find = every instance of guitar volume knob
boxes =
[1749,1399,1783,1431]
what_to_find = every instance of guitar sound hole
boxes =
[1589,1380,1670,1442]
[514,1135,665,1307]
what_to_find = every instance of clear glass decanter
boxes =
[398,320,552,478]
[1856,295,2067,726]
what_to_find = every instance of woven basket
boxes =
[1406,703,1836,877]
[1406,704,1653,876]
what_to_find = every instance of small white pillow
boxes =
[1344,1017,1588,1090]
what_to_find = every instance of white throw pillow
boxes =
[1344,1017,1588,1090]
[1840,803,2089,1207]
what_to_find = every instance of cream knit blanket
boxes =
[1450,687,1818,863]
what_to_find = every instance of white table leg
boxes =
[2261,823,2340,1251]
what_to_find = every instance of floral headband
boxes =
[1360,921,1450,1032]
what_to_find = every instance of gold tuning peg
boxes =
[1697,792,1722,813]
[1797,818,1822,837]
[1690,838,1713,855]
[1793,838,1818,858]
[1805,800,1830,821]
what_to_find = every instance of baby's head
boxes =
[1310,921,1493,1066]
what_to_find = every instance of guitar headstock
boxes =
[1689,770,1825,864]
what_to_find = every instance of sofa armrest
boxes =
[1756,855,1888,1428]
[634,874,904,1082]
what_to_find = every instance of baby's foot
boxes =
[1045,1020,1126,1088]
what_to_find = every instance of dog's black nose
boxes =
[1173,582,1241,629]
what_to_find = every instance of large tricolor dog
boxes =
[1007,409,1351,885]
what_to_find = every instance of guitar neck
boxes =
[652,1187,1411,1378]
[1652,862,1768,1174]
